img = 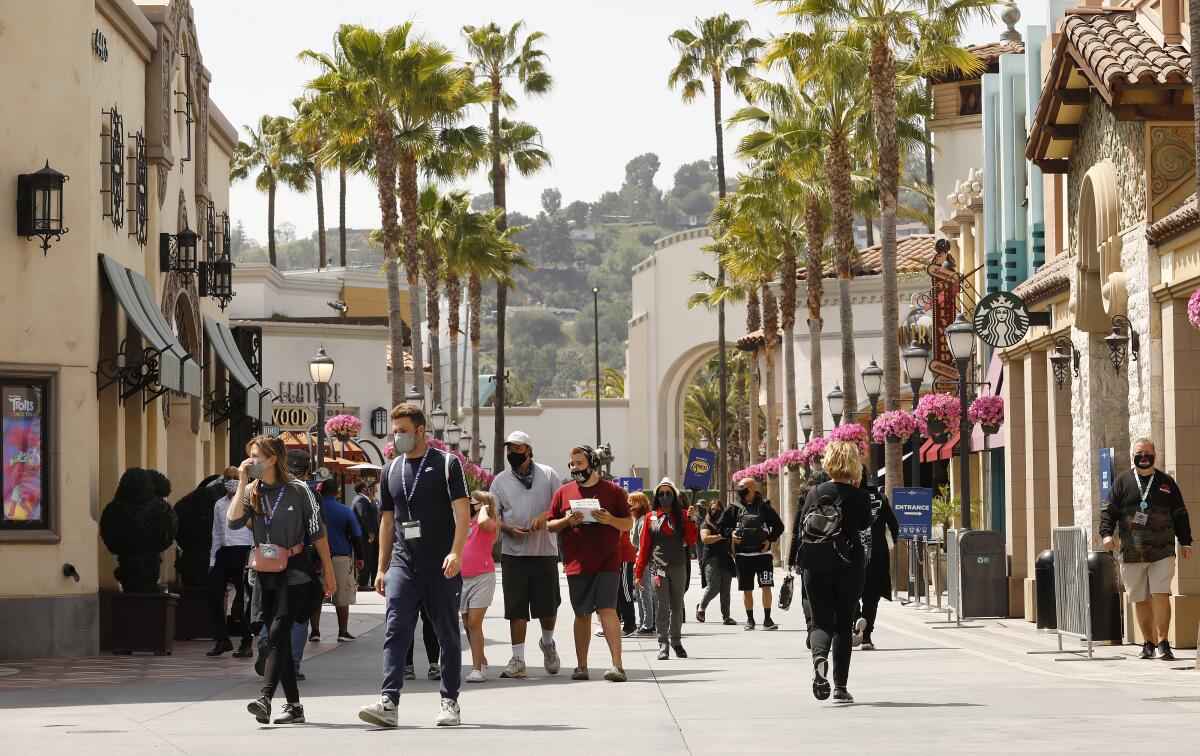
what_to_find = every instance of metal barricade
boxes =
[1052,526,1093,658]
[946,528,961,619]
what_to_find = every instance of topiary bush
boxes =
[173,480,224,588]
[100,468,179,593]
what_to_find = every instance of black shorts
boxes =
[735,553,776,591]
[501,555,561,621]
[566,572,619,616]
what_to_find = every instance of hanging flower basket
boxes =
[324,414,362,443]
[872,410,918,445]
[830,423,871,458]
[763,457,782,479]
[382,441,397,460]
[1189,287,1200,329]
[778,448,805,472]
[798,437,829,467]
[969,395,1004,436]
[915,392,960,437]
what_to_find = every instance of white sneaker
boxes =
[540,639,561,675]
[358,696,398,727]
[466,668,487,683]
[852,617,867,648]
[435,697,461,726]
[499,656,527,679]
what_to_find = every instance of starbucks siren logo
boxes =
[972,291,1030,348]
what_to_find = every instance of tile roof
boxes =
[1063,11,1190,91]
[1147,194,1200,243]
[966,39,1025,66]
[384,344,432,373]
[1012,253,1072,304]
[797,234,936,281]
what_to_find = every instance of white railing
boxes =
[1052,526,1093,658]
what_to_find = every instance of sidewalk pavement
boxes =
[3,567,1200,754]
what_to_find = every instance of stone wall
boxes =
[1121,228,1162,452]
[1067,94,1146,253]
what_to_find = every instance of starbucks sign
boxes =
[972,291,1031,348]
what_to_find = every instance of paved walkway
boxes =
[3,569,1200,754]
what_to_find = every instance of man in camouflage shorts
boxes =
[1100,438,1193,660]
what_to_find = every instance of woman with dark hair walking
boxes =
[635,478,697,660]
[795,442,872,703]
[856,480,898,650]
[228,435,336,724]
[696,496,737,625]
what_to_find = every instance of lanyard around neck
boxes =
[262,484,287,527]
[1135,472,1155,510]
[400,448,433,507]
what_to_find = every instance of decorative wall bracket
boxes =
[97,339,166,405]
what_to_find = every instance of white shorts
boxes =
[461,572,497,612]
[1119,556,1175,602]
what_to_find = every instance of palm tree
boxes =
[290,96,329,269]
[669,13,762,503]
[462,20,553,472]
[230,114,310,267]
[582,367,626,399]
[769,0,992,494]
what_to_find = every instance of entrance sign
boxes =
[683,448,717,490]
[616,477,644,494]
[973,291,1031,348]
[893,487,934,540]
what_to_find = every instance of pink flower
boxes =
[872,410,918,443]
[778,448,806,467]
[382,441,396,460]
[915,392,961,434]
[829,424,870,457]
[799,437,829,465]
[763,457,782,476]
[1189,288,1200,329]
[968,395,1004,427]
[324,413,362,438]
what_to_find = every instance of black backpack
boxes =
[798,490,852,570]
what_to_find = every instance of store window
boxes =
[2,378,50,530]
[959,83,982,116]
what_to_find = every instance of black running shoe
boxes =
[1159,640,1175,661]
[657,644,669,660]
[247,696,271,724]
[338,631,356,643]
[232,641,254,658]
[744,619,756,631]
[763,619,779,631]
[274,703,305,724]
[832,687,854,703]
[812,657,831,701]
[1138,641,1156,659]
[672,644,688,659]
[205,639,233,657]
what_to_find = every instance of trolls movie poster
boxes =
[4,384,43,523]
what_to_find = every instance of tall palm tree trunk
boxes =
[314,164,327,269]
[761,284,782,548]
[780,241,798,449]
[424,245,443,410]
[267,181,277,267]
[338,163,348,267]
[872,41,904,497]
[748,350,760,466]
[924,79,935,234]
[373,115,406,406]
[398,153,426,405]
[490,82,508,473]
[827,134,858,422]
[469,273,483,462]
[447,275,462,422]
[804,198,826,435]
[712,73,729,504]
[735,357,748,472]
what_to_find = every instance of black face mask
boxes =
[736,488,750,500]
[571,468,591,483]
[507,452,529,470]
[1134,453,1155,470]
[657,492,674,508]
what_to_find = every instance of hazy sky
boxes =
[193,0,1046,244]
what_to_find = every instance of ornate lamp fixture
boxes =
[1105,315,1139,373]
[1049,336,1080,390]
[159,226,199,282]
[17,160,70,254]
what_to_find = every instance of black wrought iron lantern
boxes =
[1049,336,1080,390]
[160,226,199,281]
[370,406,388,438]
[1105,315,1139,373]
[17,160,70,254]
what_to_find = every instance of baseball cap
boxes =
[504,430,532,447]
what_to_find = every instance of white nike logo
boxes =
[287,506,294,511]
[424,467,434,472]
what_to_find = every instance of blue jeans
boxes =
[382,566,463,703]
[259,619,308,672]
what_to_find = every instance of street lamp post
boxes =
[945,314,977,531]
[309,346,335,475]
[799,403,812,443]
[431,405,449,441]
[475,439,485,466]
[405,389,424,412]
[447,421,463,453]
[903,340,930,488]
[827,385,844,428]
[592,286,601,447]
[862,358,883,484]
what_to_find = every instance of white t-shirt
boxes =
[491,462,562,558]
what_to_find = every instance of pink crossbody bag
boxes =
[249,482,305,572]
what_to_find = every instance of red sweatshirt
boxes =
[635,507,698,580]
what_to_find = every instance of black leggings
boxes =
[804,565,865,687]
[208,546,252,644]
[617,562,637,631]
[859,584,886,636]
[406,605,440,666]
[260,583,311,703]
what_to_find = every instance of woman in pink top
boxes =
[461,491,498,683]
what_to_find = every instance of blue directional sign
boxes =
[1098,447,1114,503]
[616,477,644,494]
[683,448,717,490]
[893,487,934,539]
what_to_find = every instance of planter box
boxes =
[110,592,179,655]
[173,585,216,641]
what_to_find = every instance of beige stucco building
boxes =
[0,0,250,658]
[1012,0,1200,643]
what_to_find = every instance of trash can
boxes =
[1035,549,1056,630]
[959,530,1009,618]
[1088,550,1123,644]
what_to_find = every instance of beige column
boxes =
[1002,353,1028,618]
[958,213,976,279]
[971,197,986,294]
[1160,293,1200,646]
[1046,344,1075,531]
[1023,345,1052,622]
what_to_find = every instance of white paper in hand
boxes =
[569,498,601,524]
